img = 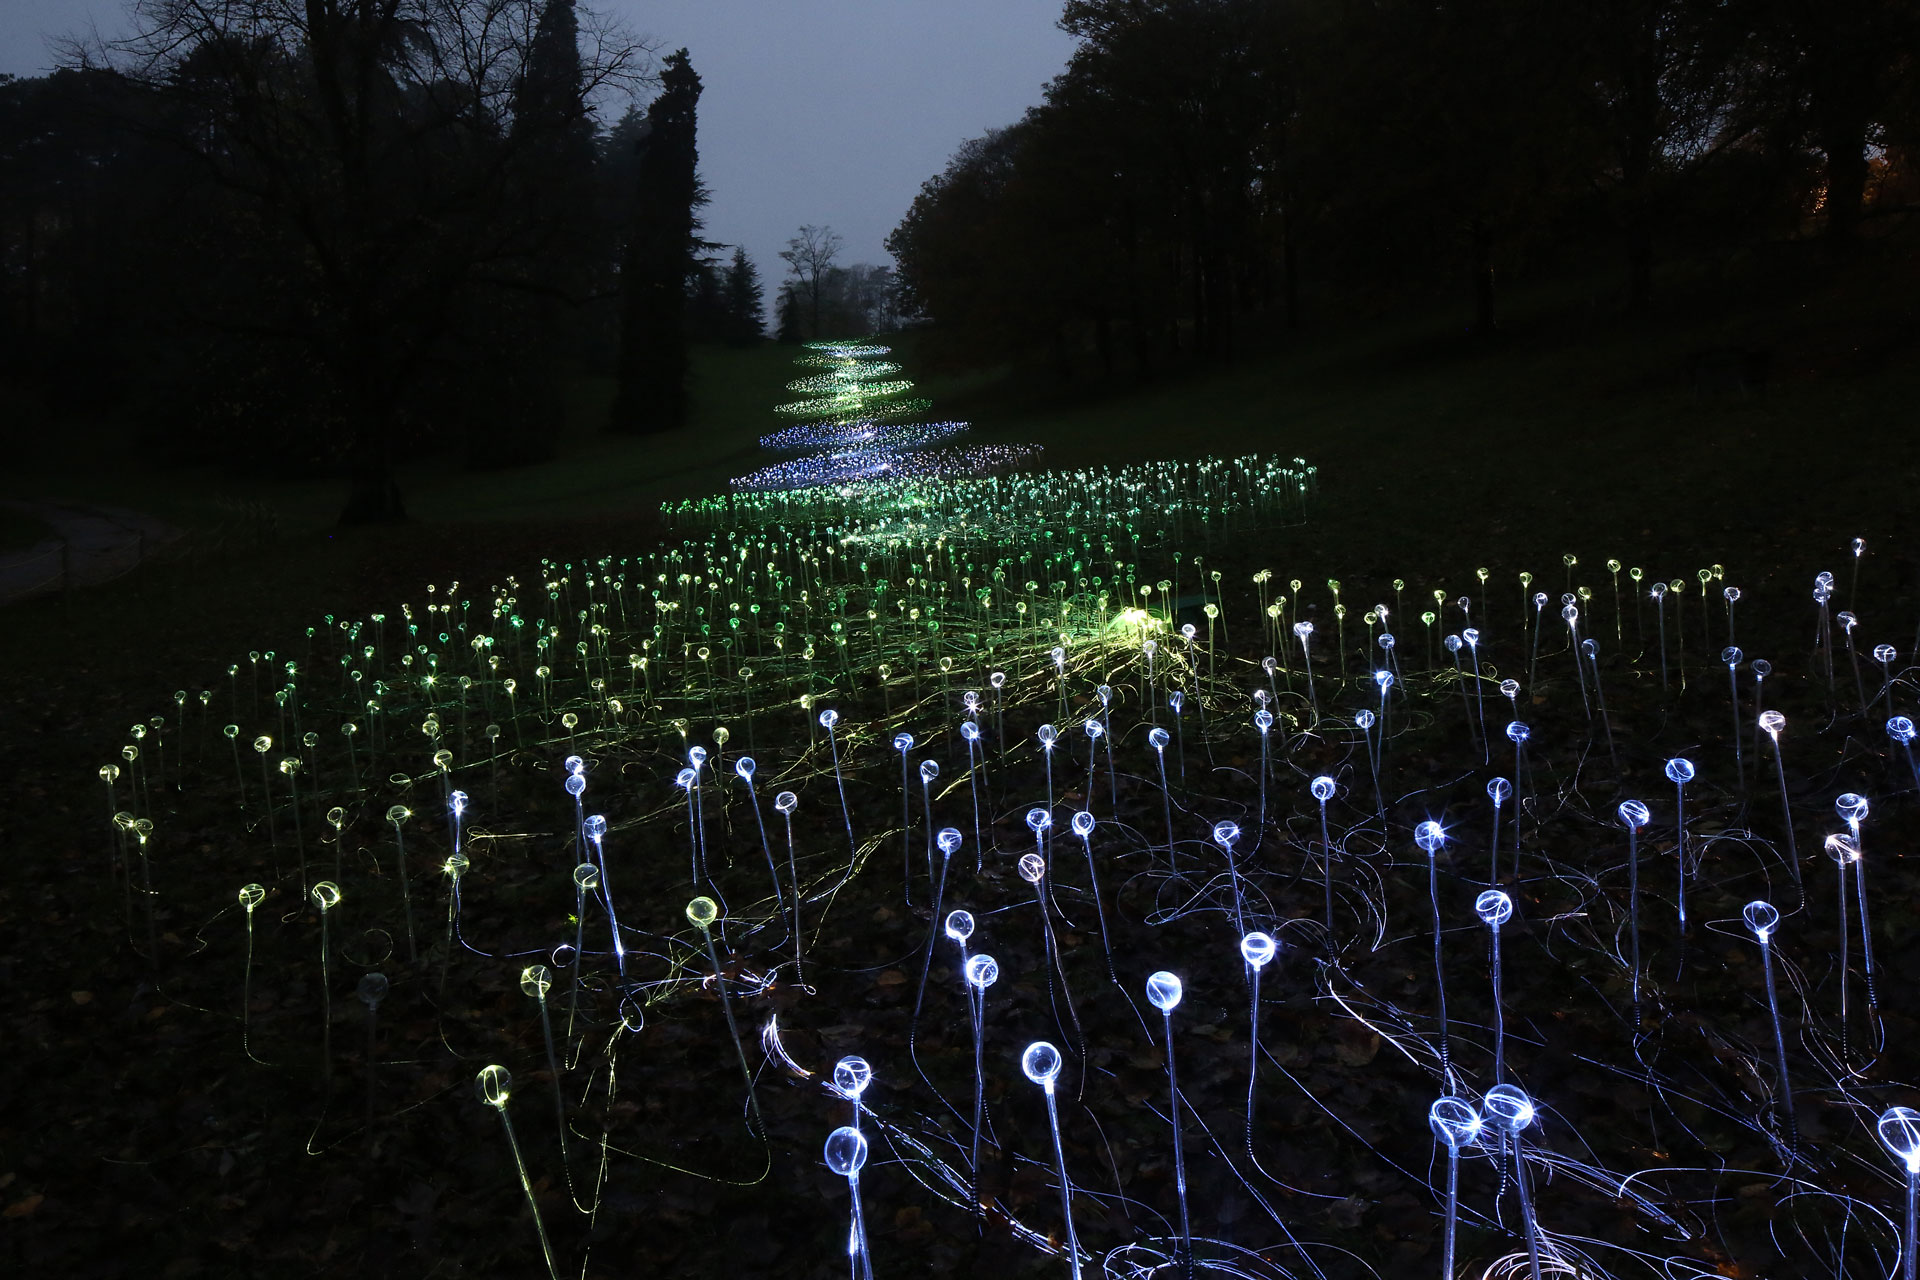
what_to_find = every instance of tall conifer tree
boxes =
[722,247,766,344]
[611,48,702,432]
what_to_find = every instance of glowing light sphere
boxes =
[1878,1107,1920,1173]
[834,1056,873,1101]
[1021,1041,1064,1091]
[1145,970,1183,1013]
[944,910,974,944]
[1429,1097,1482,1150]
[1482,1083,1535,1134]
[824,1125,868,1177]
[475,1064,512,1109]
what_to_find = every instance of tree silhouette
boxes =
[611,48,703,434]
[79,0,650,520]
[722,248,767,345]
[779,224,843,341]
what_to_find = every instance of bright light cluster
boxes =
[774,381,917,416]
[687,454,1318,549]
[784,365,903,392]
[734,338,1012,492]
[731,442,1044,493]
[793,342,891,363]
[758,419,969,453]
[772,341,920,426]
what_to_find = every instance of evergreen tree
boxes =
[721,247,766,344]
[684,256,728,341]
[611,48,702,433]
[776,285,805,344]
[514,0,588,139]
[498,0,597,457]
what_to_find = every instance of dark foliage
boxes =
[722,247,769,346]
[889,0,1920,377]
[774,224,905,343]
[610,49,704,434]
[0,2,653,516]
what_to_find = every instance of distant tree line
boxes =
[773,224,907,342]
[0,1,768,520]
[889,0,1920,376]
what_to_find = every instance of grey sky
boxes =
[1,1,1076,297]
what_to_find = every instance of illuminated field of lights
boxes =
[98,449,1920,1279]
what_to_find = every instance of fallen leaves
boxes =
[4,1193,44,1218]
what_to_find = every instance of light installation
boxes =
[732,338,1042,491]
[79,474,1920,1280]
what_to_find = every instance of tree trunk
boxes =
[1209,235,1235,361]
[1821,115,1870,249]
[1182,238,1202,357]
[1623,218,1653,316]
[339,412,406,524]
[335,264,406,523]
[1122,197,1153,381]
[1470,218,1497,338]
[1282,210,1300,331]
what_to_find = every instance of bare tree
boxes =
[779,223,842,339]
[66,0,653,521]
